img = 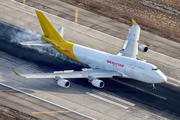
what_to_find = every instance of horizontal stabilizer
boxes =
[56,26,64,38]
[20,41,54,47]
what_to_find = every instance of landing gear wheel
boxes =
[151,84,156,91]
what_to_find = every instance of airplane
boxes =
[13,10,167,91]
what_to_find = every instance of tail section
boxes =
[35,10,65,43]
[131,19,137,25]
[35,10,80,62]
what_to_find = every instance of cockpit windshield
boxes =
[152,68,158,71]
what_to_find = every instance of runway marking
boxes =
[167,76,180,84]
[0,83,95,120]
[92,89,135,107]
[85,92,129,109]
[0,89,15,92]
[32,111,71,114]
[112,78,167,100]
[166,81,179,87]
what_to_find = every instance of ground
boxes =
[0,104,38,120]
[1,0,180,119]
[60,0,180,42]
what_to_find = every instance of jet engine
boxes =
[138,43,148,52]
[54,76,70,88]
[88,76,105,88]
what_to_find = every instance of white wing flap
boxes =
[15,69,123,79]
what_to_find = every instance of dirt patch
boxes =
[60,0,180,42]
[0,104,38,120]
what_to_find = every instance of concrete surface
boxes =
[0,84,91,120]
[15,0,180,61]
[0,0,180,120]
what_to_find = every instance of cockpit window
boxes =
[152,68,158,70]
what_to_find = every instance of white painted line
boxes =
[8,0,180,64]
[112,79,167,100]
[166,81,179,87]
[92,89,135,106]
[149,50,180,63]
[85,92,129,109]
[167,76,180,84]
[0,83,96,120]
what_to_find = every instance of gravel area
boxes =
[0,104,38,120]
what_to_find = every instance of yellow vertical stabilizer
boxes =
[35,10,65,43]
[131,19,137,25]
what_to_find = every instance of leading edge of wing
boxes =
[13,69,128,79]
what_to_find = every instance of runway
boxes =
[0,83,92,120]
[0,23,179,120]
[0,0,180,120]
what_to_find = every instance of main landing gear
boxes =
[151,84,156,91]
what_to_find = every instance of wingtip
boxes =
[131,19,137,25]
[13,71,20,76]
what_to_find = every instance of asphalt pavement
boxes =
[0,0,180,120]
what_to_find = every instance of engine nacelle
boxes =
[138,43,148,52]
[54,76,70,88]
[88,76,105,88]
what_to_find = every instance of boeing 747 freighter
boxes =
[14,11,167,90]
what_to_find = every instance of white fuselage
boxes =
[73,44,167,84]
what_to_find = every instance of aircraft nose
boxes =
[157,71,167,83]
[161,74,167,82]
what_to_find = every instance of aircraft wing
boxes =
[118,19,140,59]
[13,69,124,79]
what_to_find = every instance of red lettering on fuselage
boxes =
[107,60,111,63]
[63,49,72,54]
[106,60,124,67]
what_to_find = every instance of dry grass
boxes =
[61,0,180,42]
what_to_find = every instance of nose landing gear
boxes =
[151,84,156,91]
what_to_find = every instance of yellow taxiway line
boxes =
[32,111,71,114]
[0,89,15,92]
